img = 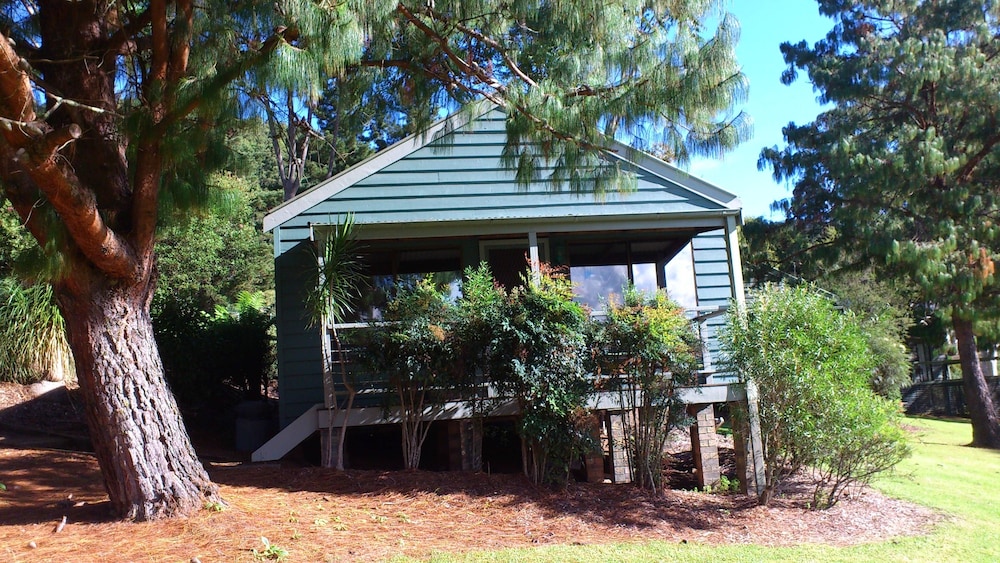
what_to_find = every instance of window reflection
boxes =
[567,240,698,312]
[356,247,462,321]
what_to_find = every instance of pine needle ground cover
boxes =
[0,412,993,561]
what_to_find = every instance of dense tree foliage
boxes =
[364,278,459,471]
[154,173,273,312]
[760,1,1000,446]
[0,279,73,384]
[244,0,752,200]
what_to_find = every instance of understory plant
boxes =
[721,284,909,507]
[0,278,74,384]
[153,290,274,408]
[364,277,458,470]
[485,266,596,485]
[591,286,699,492]
[304,215,366,470]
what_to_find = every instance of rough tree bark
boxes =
[953,315,1000,448]
[57,273,220,519]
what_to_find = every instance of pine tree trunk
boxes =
[952,315,1000,448]
[56,278,221,520]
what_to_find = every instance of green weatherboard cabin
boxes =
[260,105,764,491]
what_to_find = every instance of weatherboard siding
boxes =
[692,230,739,382]
[274,242,325,427]
[270,109,746,427]
[273,111,725,241]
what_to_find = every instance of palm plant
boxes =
[305,214,365,469]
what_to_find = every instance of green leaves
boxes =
[305,214,366,327]
[763,0,1000,320]
[722,284,909,506]
[0,279,73,384]
[591,285,699,491]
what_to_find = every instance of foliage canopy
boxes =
[722,284,909,507]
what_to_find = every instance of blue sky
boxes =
[687,1,835,220]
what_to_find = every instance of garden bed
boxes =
[0,383,938,562]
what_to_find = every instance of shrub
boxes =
[153,291,275,409]
[0,279,74,384]
[363,277,459,470]
[591,286,699,492]
[483,266,596,485]
[721,284,909,507]
[825,272,914,398]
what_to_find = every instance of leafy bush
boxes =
[481,266,596,485]
[154,291,275,408]
[826,272,914,398]
[0,279,74,384]
[363,277,459,470]
[155,172,273,312]
[591,286,699,491]
[721,284,909,507]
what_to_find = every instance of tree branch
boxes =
[99,7,153,68]
[397,3,505,92]
[422,8,539,88]
[956,129,1000,183]
[15,125,140,279]
[0,30,138,278]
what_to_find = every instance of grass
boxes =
[410,417,1000,563]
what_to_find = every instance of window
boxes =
[664,243,697,309]
[567,239,697,312]
[357,247,462,320]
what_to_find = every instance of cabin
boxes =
[258,104,764,491]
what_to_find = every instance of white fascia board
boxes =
[263,102,493,232]
[605,139,742,211]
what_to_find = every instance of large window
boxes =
[568,240,697,312]
[357,247,463,320]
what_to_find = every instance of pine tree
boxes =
[0,0,749,520]
[762,1,1000,447]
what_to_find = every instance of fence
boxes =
[902,377,1000,417]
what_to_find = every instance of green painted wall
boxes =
[270,109,744,427]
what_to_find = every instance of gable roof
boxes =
[264,104,741,233]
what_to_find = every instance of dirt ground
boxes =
[0,382,939,562]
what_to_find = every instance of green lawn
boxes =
[414,417,1000,563]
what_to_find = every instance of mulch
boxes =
[0,383,940,562]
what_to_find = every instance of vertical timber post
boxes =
[732,381,766,496]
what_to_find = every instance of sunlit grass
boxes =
[406,417,1000,563]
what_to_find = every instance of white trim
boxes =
[251,404,320,462]
[527,230,540,274]
[725,214,747,308]
[356,211,735,242]
[604,143,742,210]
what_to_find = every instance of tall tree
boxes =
[0,0,748,520]
[762,1,1000,447]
